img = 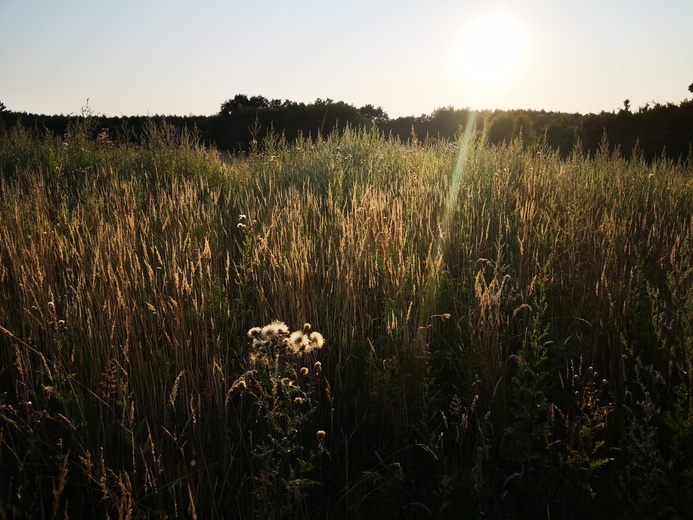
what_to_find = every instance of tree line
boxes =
[1,95,692,161]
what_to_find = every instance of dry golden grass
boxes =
[0,122,691,517]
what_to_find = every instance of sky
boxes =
[1,0,692,119]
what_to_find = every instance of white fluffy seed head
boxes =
[261,320,289,339]
[309,331,324,350]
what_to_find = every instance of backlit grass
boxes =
[0,120,691,518]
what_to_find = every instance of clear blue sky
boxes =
[1,0,691,118]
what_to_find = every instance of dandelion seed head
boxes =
[300,366,309,377]
[302,323,312,334]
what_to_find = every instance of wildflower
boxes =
[247,327,262,339]
[238,214,248,223]
[302,323,312,334]
[281,377,293,388]
[237,222,247,231]
[300,366,309,377]
[316,430,326,442]
[293,397,305,405]
[190,459,197,468]
[314,361,322,376]
[47,301,55,311]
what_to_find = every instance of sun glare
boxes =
[451,12,528,87]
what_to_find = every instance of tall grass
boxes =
[0,120,691,518]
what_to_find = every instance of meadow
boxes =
[0,120,691,519]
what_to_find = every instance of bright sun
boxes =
[451,12,528,87]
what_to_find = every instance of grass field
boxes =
[1,120,692,518]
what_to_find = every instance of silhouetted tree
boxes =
[514,113,536,147]
[546,117,578,157]
[219,94,270,116]
[0,102,6,139]
[689,82,693,93]
[486,113,516,145]
[426,107,473,139]
[359,104,389,124]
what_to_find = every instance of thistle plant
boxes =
[228,321,327,517]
